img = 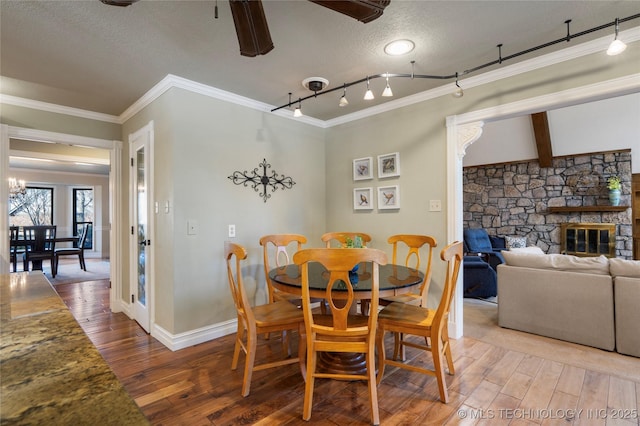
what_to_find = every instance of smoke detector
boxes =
[302,77,329,92]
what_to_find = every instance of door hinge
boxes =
[109,281,112,289]
[131,294,134,303]
[131,158,134,167]
[131,226,134,235]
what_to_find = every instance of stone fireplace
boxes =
[561,223,616,257]
[463,149,633,259]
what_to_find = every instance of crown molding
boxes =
[2,27,638,128]
[0,94,120,124]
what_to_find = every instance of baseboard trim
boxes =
[151,319,237,352]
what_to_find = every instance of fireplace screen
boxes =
[561,223,616,257]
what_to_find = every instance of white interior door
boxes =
[130,125,152,333]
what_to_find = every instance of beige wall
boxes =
[122,87,326,334]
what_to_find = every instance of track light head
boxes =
[607,18,627,56]
[452,73,464,98]
[364,77,374,100]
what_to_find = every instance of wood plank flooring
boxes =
[55,280,640,425]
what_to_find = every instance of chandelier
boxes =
[9,177,26,199]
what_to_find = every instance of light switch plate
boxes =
[228,224,236,238]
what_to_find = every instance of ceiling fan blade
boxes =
[308,0,390,23]
[99,0,139,6]
[229,0,274,57]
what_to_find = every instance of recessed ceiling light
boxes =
[384,39,415,56]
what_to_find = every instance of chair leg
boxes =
[241,329,257,397]
[431,336,449,403]
[366,346,380,425]
[231,323,245,371]
[302,349,317,421]
[375,328,386,385]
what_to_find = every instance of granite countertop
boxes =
[1,272,149,425]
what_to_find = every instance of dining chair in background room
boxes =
[9,226,24,273]
[361,234,437,315]
[224,241,305,397]
[375,241,463,404]
[321,231,372,248]
[22,225,57,277]
[54,223,89,274]
[294,247,388,425]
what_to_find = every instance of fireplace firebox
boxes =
[561,223,616,257]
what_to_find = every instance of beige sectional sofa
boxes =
[497,250,640,357]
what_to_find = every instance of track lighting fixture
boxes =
[452,73,464,98]
[271,13,639,114]
[339,84,349,107]
[293,100,303,117]
[363,77,374,100]
[382,73,393,97]
[607,18,627,56]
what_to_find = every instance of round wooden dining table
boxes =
[269,261,424,376]
[269,261,424,300]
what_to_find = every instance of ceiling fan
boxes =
[99,0,390,57]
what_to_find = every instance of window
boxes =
[73,188,94,249]
[9,187,53,226]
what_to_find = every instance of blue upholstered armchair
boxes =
[463,228,505,271]
[463,255,497,298]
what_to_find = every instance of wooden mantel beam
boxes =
[531,112,553,168]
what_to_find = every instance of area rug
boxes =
[44,259,111,285]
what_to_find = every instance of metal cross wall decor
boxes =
[228,159,296,202]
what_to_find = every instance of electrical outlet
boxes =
[429,200,442,211]
[228,224,236,238]
[187,220,198,235]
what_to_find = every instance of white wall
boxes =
[463,92,640,172]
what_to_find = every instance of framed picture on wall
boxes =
[378,185,400,209]
[377,152,400,178]
[353,187,373,210]
[353,157,373,180]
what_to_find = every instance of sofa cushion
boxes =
[505,235,527,249]
[609,258,640,278]
[509,246,545,255]
[501,252,610,275]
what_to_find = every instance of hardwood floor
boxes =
[55,280,640,425]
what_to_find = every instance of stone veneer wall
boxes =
[463,150,632,259]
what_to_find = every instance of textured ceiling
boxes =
[1,1,639,122]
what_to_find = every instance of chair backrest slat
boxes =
[294,248,387,334]
[387,234,437,304]
[434,241,463,329]
[224,241,254,324]
[259,234,306,303]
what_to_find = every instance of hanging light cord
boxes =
[271,13,639,113]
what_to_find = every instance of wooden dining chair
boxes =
[54,223,89,274]
[321,231,371,248]
[375,241,463,404]
[9,226,24,273]
[260,234,327,315]
[361,234,437,315]
[224,241,305,397]
[294,247,388,425]
[259,234,308,305]
[23,225,57,277]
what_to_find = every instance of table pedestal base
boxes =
[317,352,370,377]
